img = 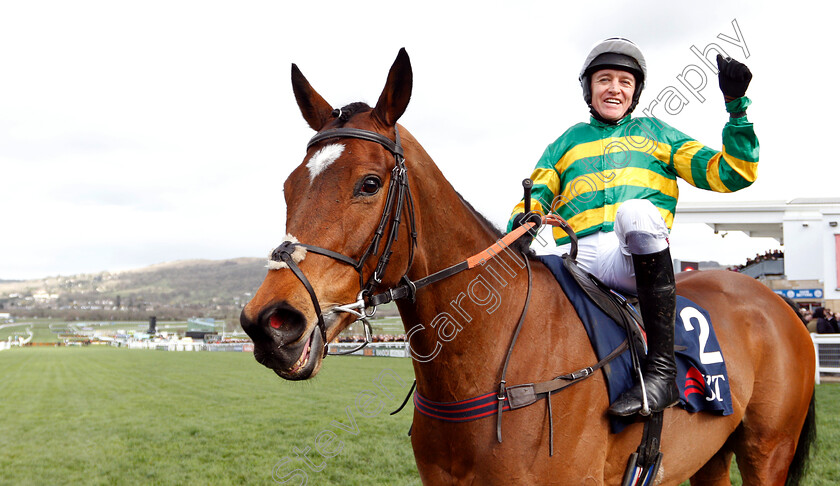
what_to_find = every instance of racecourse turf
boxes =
[1,347,838,485]
[0,347,420,485]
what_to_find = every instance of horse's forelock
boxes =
[301,102,374,183]
[331,102,372,125]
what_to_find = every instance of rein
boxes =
[270,128,618,456]
[269,123,579,359]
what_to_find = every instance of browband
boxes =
[308,128,404,157]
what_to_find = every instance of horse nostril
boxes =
[262,304,307,342]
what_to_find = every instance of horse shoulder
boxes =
[529,261,594,350]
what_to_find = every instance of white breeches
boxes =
[534,199,669,294]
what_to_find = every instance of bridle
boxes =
[269,124,579,362]
[268,121,611,459]
[269,125,418,358]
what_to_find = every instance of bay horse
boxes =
[239,49,816,485]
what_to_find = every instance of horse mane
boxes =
[454,191,503,238]
[329,103,507,242]
[454,191,540,260]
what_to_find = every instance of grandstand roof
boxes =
[677,199,840,243]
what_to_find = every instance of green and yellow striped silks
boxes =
[508,101,759,245]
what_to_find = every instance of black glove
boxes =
[509,212,542,255]
[716,54,752,102]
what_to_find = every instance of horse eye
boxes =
[358,176,382,196]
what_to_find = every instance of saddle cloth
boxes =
[537,255,734,433]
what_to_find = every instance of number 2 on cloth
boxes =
[681,306,724,365]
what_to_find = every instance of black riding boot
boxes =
[608,248,680,417]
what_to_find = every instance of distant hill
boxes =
[0,258,402,323]
[0,258,269,310]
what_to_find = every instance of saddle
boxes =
[542,254,735,484]
[399,230,731,483]
[560,255,646,351]
[559,255,665,485]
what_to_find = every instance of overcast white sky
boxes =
[0,1,831,280]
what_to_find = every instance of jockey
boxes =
[507,38,757,416]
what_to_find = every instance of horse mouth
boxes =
[273,327,323,380]
[269,310,349,380]
[250,306,354,381]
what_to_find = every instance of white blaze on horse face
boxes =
[306,143,345,183]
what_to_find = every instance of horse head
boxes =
[240,49,417,380]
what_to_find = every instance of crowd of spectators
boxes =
[801,306,840,334]
[728,249,784,272]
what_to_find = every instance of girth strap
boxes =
[621,411,665,486]
[404,337,629,457]
[505,338,629,456]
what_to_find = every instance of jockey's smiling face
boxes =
[590,69,636,121]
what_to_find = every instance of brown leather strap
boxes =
[506,339,629,410]
[369,222,537,307]
[496,255,533,443]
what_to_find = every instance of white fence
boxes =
[119,341,254,352]
[7,335,838,382]
[335,338,840,381]
[812,333,840,384]
[114,340,408,356]
[328,342,410,357]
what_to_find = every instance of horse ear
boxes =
[373,48,413,127]
[291,63,334,131]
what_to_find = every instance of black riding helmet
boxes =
[580,38,647,121]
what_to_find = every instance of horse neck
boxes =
[398,135,539,401]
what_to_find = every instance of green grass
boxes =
[1,347,838,485]
[806,383,840,485]
[0,347,419,485]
